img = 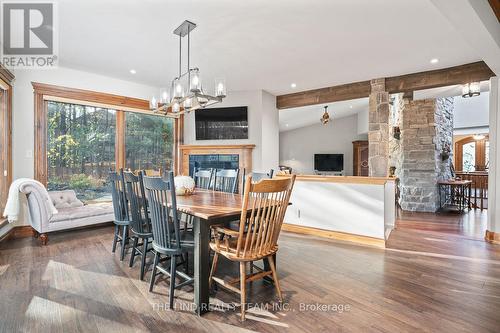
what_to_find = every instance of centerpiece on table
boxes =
[174,176,196,196]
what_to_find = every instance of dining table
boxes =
[173,188,276,315]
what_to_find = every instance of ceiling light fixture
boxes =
[462,82,480,98]
[430,58,439,64]
[349,105,353,109]
[291,83,297,88]
[473,134,486,141]
[150,20,226,117]
[129,69,136,74]
[320,106,330,125]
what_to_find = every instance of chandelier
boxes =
[150,20,227,117]
[320,106,330,124]
[462,82,480,98]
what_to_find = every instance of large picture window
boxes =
[125,112,174,172]
[47,102,117,203]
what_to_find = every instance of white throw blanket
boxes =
[2,178,58,223]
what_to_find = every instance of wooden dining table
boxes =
[173,189,275,315]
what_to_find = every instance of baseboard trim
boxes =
[0,225,34,242]
[282,223,386,248]
[485,230,500,245]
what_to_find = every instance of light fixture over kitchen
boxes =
[320,106,330,125]
[462,82,480,98]
[150,20,227,117]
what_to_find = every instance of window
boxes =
[462,142,476,172]
[0,86,11,216]
[125,112,174,172]
[47,102,116,203]
[454,136,489,172]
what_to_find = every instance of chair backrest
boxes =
[235,175,296,259]
[123,170,150,234]
[194,168,214,189]
[241,169,274,193]
[143,172,182,252]
[109,170,128,222]
[213,169,239,193]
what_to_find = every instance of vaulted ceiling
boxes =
[59,0,482,95]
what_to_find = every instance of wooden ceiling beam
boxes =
[276,61,495,109]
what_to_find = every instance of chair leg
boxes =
[129,236,138,267]
[183,253,189,275]
[112,225,119,253]
[208,252,219,289]
[140,239,148,281]
[169,255,177,310]
[149,251,159,292]
[267,255,283,302]
[240,262,247,321]
[120,225,128,261]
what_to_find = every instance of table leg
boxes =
[193,217,210,315]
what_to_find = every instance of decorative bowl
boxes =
[174,176,195,196]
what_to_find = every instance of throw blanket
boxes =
[3,178,58,223]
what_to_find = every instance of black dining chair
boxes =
[144,172,194,309]
[213,169,240,193]
[194,168,214,189]
[124,170,154,280]
[109,170,131,261]
[241,168,274,193]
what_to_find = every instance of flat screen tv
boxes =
[195,106,248,140]
[314,154,344,172]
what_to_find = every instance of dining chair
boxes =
[194,168,214,189]
[209,174,296,321]
[213,168,240,193]
[144,172,194,309]
[109,169,131,261]
[123,170,154,280]
[241,168,274,193]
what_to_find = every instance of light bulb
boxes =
[149,96,157,110]
[184,97,192,109]
[173,79,184,99]
[215,78,226,97]
[160,89,169,104]
[190,70,201,93]
[172,102,180,113]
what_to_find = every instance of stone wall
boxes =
[368,79,390,177]
[398,97,454,212]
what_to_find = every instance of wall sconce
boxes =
[462,82,480,98]
[393,126,401,140]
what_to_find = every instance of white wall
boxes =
[3,67,158,231]
[453,92,489,129]
[489,77,499,234]
[357,108,369,135]
[184,90,279,172]
[279,114,366,175]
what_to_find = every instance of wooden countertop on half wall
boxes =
[277,174,396,185]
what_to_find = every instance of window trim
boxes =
[0,65,14,224]
[33,82,183,185]
[454,135,489,172]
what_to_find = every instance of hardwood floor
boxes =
[1,210,499,332]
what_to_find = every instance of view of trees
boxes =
[47,101,173,203]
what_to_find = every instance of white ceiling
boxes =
[57,0,481,96]
[279,98,369,132]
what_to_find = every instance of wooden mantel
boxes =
[179,144,255,177]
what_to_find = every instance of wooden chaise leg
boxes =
[32,229,39,238]
[39,233,48,246]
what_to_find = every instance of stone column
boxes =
[398,97,453,212]
[368,78,390,177]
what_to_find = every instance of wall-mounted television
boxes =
[314,154,344,172]
[195,106,248,140]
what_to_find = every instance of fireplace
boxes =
[179,144,255,192]
[189,154,239,177]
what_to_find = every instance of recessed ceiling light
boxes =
[349,105,353,109]
[290,83,297,88]
[285,124,289,127]
[430,58,439,64]
[129,69,137,74]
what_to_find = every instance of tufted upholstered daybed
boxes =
[20,183,114,245]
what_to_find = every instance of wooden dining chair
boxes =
[194,168,214,189]
[213,169,240,193]
[109,170,131,261]
[143,172,194,309]
[209,174,296,321]
[123,170,154,280]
